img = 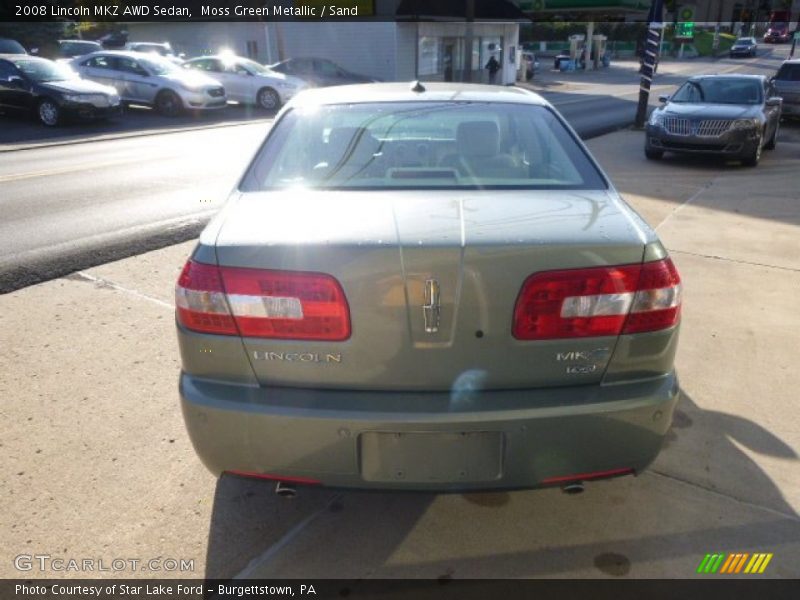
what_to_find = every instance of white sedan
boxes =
[183,55,307,110]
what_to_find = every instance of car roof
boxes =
[687,74,766,81]
[79,50,160,58]
[292,81,550,107]
[781,58,800,65]
[0,54,45,61]
[186,55,247,61]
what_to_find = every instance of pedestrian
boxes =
[485,55,500,84]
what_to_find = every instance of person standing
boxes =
[485,55,501,84]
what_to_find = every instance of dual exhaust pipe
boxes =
[275,481,297,498]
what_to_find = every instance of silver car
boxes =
[71,51,226,116]
[183,55,307,110]
[176,83,682,493]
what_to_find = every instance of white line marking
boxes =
[233,493,343,579]
[71,271,173,309]
[655,182,714,231]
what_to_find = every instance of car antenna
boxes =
[411,80,426,93]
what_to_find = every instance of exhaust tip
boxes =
[561,482,585,495]
[275,481,297,498]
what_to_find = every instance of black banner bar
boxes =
[3,579,800,600]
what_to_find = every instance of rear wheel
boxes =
[257,87,281,111]
[156,90,183,117]
[37,98,60,127]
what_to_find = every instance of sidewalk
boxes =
[518,48,781,97]
[2,125,799,579]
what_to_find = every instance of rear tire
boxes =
[37,98,60,127]
[257,87,281,111]
[156,90,183,117]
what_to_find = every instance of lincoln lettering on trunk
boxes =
[253,351,342,364]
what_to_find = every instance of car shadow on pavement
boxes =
[202,389,797,579]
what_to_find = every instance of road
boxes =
[0,50,788,293]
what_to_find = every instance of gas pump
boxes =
[569,34,585,68]
[592,35,607,68]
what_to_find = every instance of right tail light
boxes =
[512,258,681,340]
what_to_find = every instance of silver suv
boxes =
[71,51,226,116]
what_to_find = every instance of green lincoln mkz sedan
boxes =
[176,82,682,494]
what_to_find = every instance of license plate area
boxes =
[359,431,504,483]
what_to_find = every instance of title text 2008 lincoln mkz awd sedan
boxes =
[176,82,682,492]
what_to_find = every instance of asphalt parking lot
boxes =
[2,121,799,581]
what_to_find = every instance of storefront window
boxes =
[417,35,503,83]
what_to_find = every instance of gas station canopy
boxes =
[518,0,651,18]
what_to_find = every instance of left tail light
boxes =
[176,260,351,341]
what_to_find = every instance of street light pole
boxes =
[634,0,665,129]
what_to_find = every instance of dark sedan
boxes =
[56,40,103,61]
[645,75,782,167]
[729,37,757,57]
[0,55,121,126]
[267,57,377,87]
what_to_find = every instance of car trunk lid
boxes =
[212,189,651,391]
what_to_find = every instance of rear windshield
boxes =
[670,78,763,105]
[775,63,800,81]
[241,102,607,191]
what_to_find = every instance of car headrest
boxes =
[326,127,379,159]
[457,121,501,157]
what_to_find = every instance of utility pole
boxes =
[635,0,665,129]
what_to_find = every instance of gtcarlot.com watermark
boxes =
[14,554,195,573]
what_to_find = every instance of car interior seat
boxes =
[439,121,524,179]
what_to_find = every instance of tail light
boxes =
[512,258,681,340]
[176,260,351,341]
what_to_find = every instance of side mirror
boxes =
[658,94,669,103]
[766,97,782,107]
[8,75,26,88]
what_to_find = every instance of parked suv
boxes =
[71,51,226,116]
[773,59,800,118]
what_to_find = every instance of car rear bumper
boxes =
[180,371,679,491]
